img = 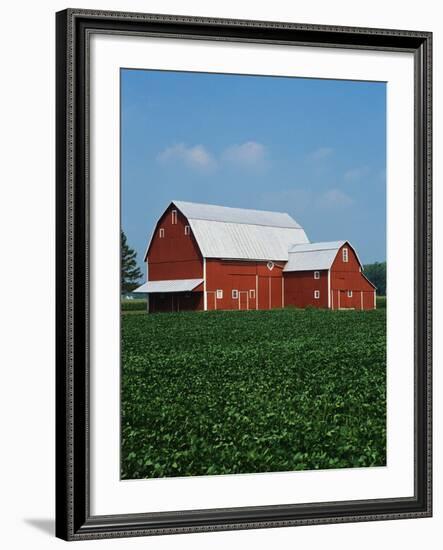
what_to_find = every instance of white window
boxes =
[216,289,223,300]
[347,290,353,298]
[342,247,349,263]
[171,210,177,224]
[184,225,191,235]
[159,228,165,238]
[314,290,320,299]
[232,289,239,299]
[249,289,255,299]
[267,261,274,271]
[314,271,320,279]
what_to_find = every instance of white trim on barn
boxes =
[203,258,207,311]
[327,269,331,309]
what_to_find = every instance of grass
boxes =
[121,308,386,479]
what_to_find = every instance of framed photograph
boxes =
[55,9,432,540]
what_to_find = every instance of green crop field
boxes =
[121,308,386,479]
[121,298,147,312]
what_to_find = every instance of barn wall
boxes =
[283,270,328,308]
[330,244,376,310]
[330,289,375,310]
[205,259,284,311]
[363,290,377,310]
[331,244,362,273]
[147,204,203,281]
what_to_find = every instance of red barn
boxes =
[134,201,376,312]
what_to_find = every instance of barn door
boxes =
[338,290,354,310]
[270,277,282,309]
[239,291,249,310]
[206,291,216,311]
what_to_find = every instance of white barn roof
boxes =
[172,200,309,261]
[173,200,301,228]
[284,240,359,272]
[134,278,203,293]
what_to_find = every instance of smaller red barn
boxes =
[283,241,376,310]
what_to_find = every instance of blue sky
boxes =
[121,69,386,274]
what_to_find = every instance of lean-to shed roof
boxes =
[134,278,203,293]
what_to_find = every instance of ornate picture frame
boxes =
[55,9,432,540]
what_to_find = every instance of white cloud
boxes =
[307,147,334,161]
[260,186,354,215]
[344,167,369,182]
[317,189,354,209]
[157,140,267,172]
[157,143,215,170]
[222,141,266,166]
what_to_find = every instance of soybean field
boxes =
[121,308,386,479]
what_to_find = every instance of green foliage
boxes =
[363,262,386,296]
[121,308,386,479]
[121,299,147,312]
[376,296,386,309]
[121,230,143,293]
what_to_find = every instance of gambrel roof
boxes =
[153,200,309,261]
[283,241,347,272]
[173,200,301,228]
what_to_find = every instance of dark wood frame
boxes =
[56,8,432,541]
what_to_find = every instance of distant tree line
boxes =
[363,262,386,296]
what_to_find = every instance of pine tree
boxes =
[121,230,143,293]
